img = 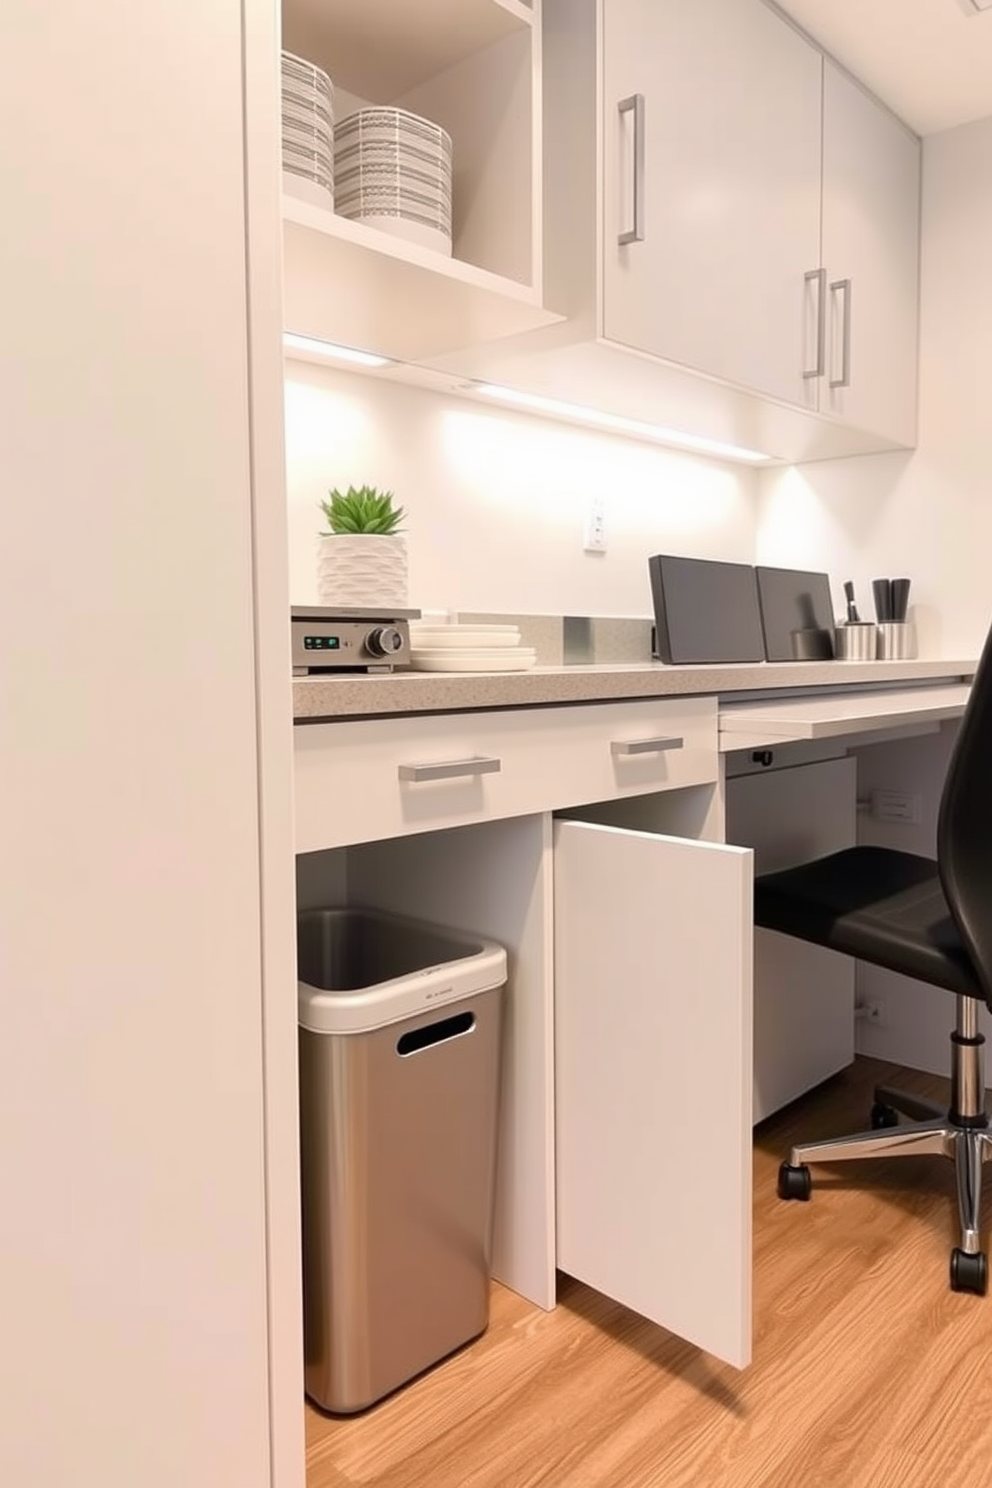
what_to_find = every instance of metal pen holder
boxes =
[835,622,877,661]
[876,621,917,661]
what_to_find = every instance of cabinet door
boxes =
[821,61,920,446]
[602,0,822,409]
[727,758,856,1123]
[554,819,753,1368]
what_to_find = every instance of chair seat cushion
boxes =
[754,846,981,998]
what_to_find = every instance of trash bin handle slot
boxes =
[397,1010,475,1056]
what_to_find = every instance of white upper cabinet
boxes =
[602,0,822,411]
[433,0,921,464]
[279,0,558,360]
[820,60,921,448]
[600,0,921,445]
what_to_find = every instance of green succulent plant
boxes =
[319,484,406,536]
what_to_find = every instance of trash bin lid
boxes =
[298,930,507,1035]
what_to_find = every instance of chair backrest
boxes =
[938,621,992,1007]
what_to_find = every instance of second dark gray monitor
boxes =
[755,566,836,661]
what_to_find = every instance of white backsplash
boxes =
[284,365,759,618]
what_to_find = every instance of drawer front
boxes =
[294,696,718,851]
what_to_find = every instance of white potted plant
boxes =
[316,484,408,609]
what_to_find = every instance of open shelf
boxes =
[282,197,559,363]
[282,0,532,100]
[280,0,545,358]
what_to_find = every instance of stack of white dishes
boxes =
[334,107,453,256]
[408,623,536,673]
[281,52,334,209]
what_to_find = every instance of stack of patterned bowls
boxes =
[281,51,334,209]
[334,107,453,255]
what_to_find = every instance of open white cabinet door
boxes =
[554,819,753,1368]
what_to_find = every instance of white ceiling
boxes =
[774,0,992,135]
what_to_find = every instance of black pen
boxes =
[843,581,860,623]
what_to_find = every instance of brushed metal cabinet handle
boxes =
[829,277,852,389]
[611,736,684,758]
[617,93,645,246]
[398,756,502,783]
[803,267,826,380]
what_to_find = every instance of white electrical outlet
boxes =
[871,789,922,824]
[864,996,887,1027]
[583,496,607,553]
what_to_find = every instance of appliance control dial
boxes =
[366,625,404,657]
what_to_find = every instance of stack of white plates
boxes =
[281,51,334,209]
[409,623,537,673]
[334,107,453,256]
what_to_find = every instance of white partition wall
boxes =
[0,3,299,1486]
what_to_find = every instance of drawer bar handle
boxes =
[398,755,502,783]
[611,735,684,758]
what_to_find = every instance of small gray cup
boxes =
[876,621,917,661]
[790,627,834,660]
[835,622,877,661]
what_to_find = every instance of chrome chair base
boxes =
[779,995,991,1294]
[788,1111,992,1257]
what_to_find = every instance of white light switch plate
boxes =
[583,496,607,553]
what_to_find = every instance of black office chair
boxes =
[755,625,992,1295]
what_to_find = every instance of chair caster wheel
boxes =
[778,1162,812,1201]
[950,1248,988,1296]
[870,1102,899,1130]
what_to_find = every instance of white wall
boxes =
[287,121,992,639]
[284,365,759,615]
[757,115,992,660]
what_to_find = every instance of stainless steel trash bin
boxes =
[297,907,507,1414]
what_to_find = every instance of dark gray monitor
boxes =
[755,566,836,662]
[648,554,765,664]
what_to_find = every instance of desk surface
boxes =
[718,683,972,751]
[293,657,976,722]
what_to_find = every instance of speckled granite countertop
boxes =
[293,658,977,722]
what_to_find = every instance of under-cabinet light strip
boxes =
[282,333,390,368]
[469,383,773,464]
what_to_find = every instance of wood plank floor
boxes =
[306,1057,992,1488]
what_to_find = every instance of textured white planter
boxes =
[316,533,409,609]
